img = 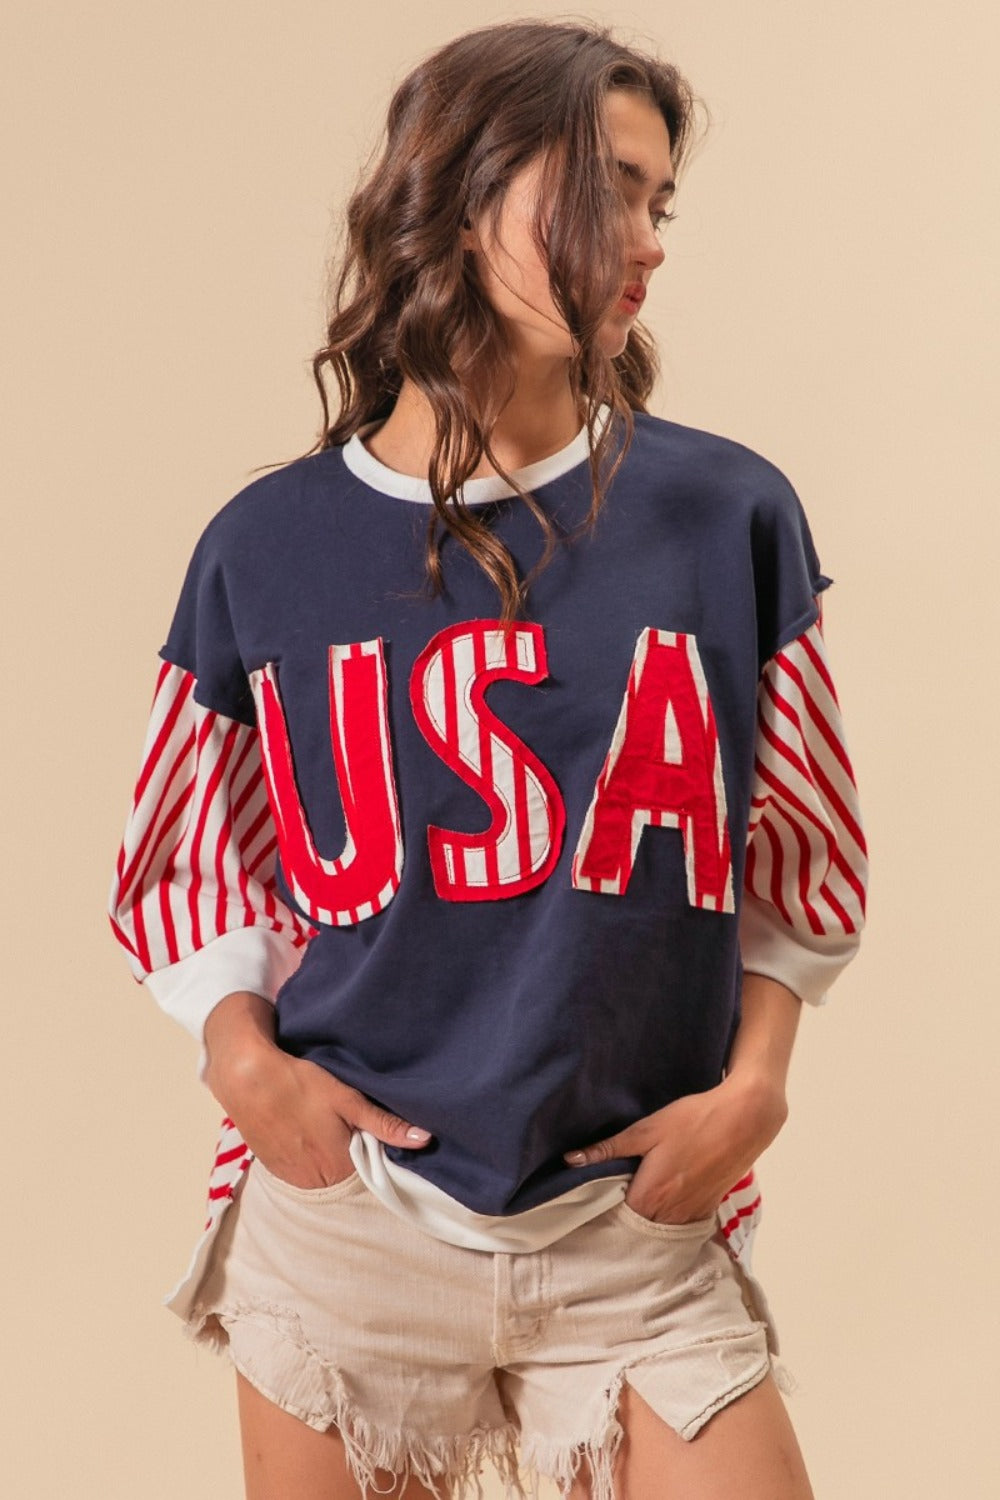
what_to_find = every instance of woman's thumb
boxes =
[352,1096,432,1149]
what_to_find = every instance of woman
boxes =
[109,19,867,1500]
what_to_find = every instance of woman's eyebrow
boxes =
[616,158,675,196]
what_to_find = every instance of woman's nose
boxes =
[636,222,667,269]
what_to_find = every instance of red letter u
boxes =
[250,641,403,926]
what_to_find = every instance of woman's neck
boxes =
[362,377,587,481]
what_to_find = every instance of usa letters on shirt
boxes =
[250,617,735,929]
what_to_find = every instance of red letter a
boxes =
[571,629,733,911]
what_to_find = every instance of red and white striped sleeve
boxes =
[108,658,316,1055]
[739,609,868,1004]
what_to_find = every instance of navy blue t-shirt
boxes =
[162,409,827,1215]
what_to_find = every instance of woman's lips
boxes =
[618,283,646,313]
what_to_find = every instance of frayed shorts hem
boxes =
[186,1300,778,1500]
[218,1335,525,1500]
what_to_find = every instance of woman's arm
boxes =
[725,971,802,1101]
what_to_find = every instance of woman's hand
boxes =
[202,991,432,1189]
[563,973,802,1224]
[563,1071,788,1224]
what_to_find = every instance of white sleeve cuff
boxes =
[143,927,307,1074]
[739,892,861,1006]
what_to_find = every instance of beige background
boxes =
[3,2,996,1495]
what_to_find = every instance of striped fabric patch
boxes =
[109,660,314,978]
[746,620,867,936]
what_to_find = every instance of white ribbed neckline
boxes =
[342,403,613,504]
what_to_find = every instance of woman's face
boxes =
[462,89,676,363]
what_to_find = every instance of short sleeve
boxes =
[750,472,833,670]
[159,521,255,724]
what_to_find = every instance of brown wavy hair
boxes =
[298,17,706,622]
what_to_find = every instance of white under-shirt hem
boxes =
[349,1129,629,1252]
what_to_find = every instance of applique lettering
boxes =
[250,641,403,926]
[571,629,734,910]
[409,620,566,900]
[252,622,732,924]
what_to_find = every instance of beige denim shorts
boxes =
[187,1160,778,1500]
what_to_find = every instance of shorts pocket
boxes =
[613,1200,718,1240]
[251,1159,364,1204]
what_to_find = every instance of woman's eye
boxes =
[651,211,678,233]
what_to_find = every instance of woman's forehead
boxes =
[601,89,675,186]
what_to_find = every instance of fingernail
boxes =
[406,1127,431,1142]
[565,1151,587,1165]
